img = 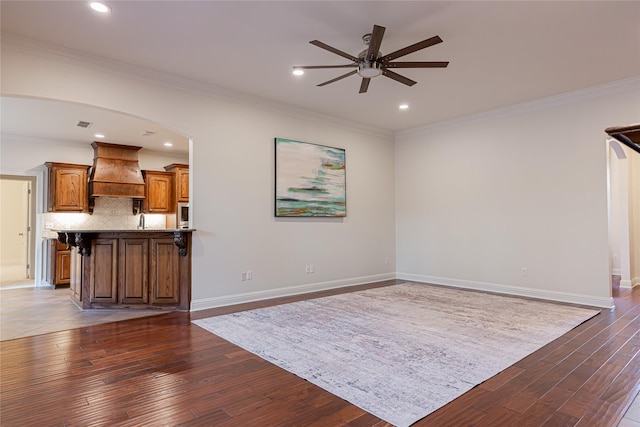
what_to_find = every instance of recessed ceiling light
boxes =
[94,133,105,138]
[399,104,409,110]
[292,69,304,76]
[164,142,173,147]
[89,2,111,13]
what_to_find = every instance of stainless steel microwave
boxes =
[177,202,189,228]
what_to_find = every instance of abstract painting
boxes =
[275,138,346,217]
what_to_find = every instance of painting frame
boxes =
[274,138,346,217]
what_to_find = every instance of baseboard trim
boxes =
[191,272,615,311]
[190,273,396,311]
[397,273,614,309]
[620,279,633,289]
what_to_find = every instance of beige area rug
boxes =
[194,283,599,427]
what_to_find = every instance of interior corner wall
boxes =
[394,85,640,308]
[1,44,397,308]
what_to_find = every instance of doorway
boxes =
[607,140,632,289]
[0,175,36,289]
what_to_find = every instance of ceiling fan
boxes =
[293,24,449,94]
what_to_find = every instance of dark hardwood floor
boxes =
[1,279,638,426]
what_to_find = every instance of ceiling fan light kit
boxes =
[358,62,381,78]
[293,24,449,93]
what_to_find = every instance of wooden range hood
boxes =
[88,142,145,198]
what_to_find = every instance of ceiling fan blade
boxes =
[365,25,385,61]
[359,78,371,93]
[382,69,417,86]
[317,70,358,87]
[385,61,449,68]
[293,64,357,70]
[310,40,359,62]
[379,35,443,62]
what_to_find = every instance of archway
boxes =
[607,138,632,288]
[0,96,191,287]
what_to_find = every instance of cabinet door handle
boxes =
[18,233,24,236]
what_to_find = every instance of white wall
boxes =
[395,81,640,308]
[1,41,397,307]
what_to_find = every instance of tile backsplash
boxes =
[42,197,166,235]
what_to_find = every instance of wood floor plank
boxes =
[1,278,638,427]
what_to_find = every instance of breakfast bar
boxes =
[57,229,194,311]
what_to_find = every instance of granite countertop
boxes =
[54,228,196,233]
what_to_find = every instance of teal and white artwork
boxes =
[275,138,346,217]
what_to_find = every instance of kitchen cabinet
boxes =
[120,238,149,304]
[89,237,150,304]
[142,170,174,213]
[149,237,180,304]
[55,241,71,285]
[90,238,119,303]
[46,239,71,287]
[45,162,90,212]
[58,230,192,310]
[164,163,189,202]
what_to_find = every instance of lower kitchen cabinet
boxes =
[120,238,149,304]
[46,239,71,288]
[150,238,179,304]
[89,237,175,306]
[90,238,119,303]
[58,230,192,310]
[55,243,71,285]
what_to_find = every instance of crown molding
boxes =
[396,76,640,140]
[1,34,393,140]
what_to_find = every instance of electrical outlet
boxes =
[521,267,527,276]
[309,264,315,273]
[241,272,247,281]
[246,270,252,280]
[384,257,390,265]
[45,222,54,229]
[305,265,310,274]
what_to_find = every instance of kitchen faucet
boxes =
[138,213,145,230]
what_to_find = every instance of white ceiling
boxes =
[1,97,190,154]
[1,1,639,141]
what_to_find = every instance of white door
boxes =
[0,178,32,284]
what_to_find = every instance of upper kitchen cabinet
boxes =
[142,170,174,213]
[164,163,189,202]
[45,162,90,212]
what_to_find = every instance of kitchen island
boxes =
[57,229,194,311]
